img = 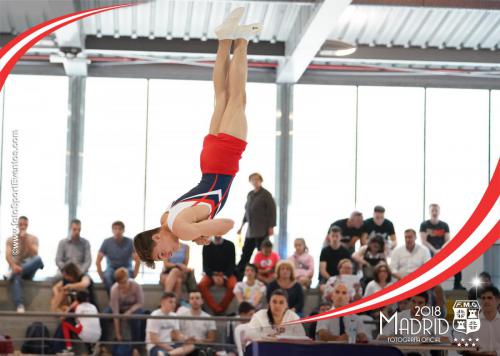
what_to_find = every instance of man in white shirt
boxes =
[317,283,368,342]
[146,292,195,356]
[178,292,217,343]
[390,229,430,280]
[468,286,500,356]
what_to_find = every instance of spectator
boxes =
[198,235,237,314]
[96,221,140,293]
[352,235,386,287]
[307,302,332,340]
[363,262,394,297]
[420,203,464,290]
[245,289,306,341]
[390,229,430,280]
[105,267,144,350]
[468,286,500,356]
[61,291,101,353]
[160,242,196,302]
[51,263,94,312]
[319,225,351,286]
[4,216,44,312]
[55,219,91,276]
[288,238,314,289]
[468,272,493,300]
[226,301,256,347]
[317,283,369,342]
[330,211,364,254]
[323,259,362,302]
[267,260,305,314]
[146,292,195,356]
[178,292,217,344]
[233,264,266,308]
[362,206,397,252]
[236,173,276,279]
[254,240,280,284]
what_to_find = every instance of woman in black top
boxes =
[352,235,386,287]
[266,260,304,314]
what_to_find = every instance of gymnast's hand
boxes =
[193,236,211,245]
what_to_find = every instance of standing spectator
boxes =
[363,263,394,297]
[96,221,140,294]
[319,226,351,286]
[236,173,277,279]
[55,219,91,275]
[323,259,362,302]
[468,286,500,356]
[4,216,44,312]
[253,240,280,284]
[146,292,195,356]
[352,235,386,287]
[390,229,431,280]
[362,206,397,252]
[330,211,364,254]
[267,260,304,314]
[50,263,95,312]
[60,291,101,353]
[420,203,464,290]
[198,236,237,314]
[233,264,266,308]
[245,289,306,341]
[288,238,314,289]
[160,242,196,302]
[178,292,217,345]
[317,283,369,342]
[105,267,144,350]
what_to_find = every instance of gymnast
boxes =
[134,8,262,268]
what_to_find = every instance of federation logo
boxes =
[453,300,481,335]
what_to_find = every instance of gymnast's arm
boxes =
[173,218,235,241]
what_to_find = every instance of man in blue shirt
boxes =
[96,221,140,293]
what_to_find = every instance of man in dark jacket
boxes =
[236,173,276,279]
[198,236,237,314]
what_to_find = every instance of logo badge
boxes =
[453,300,481,335]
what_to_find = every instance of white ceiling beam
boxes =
[277,0,351,83]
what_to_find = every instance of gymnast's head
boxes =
[134,226,180,268]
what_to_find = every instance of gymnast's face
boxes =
[152,226,180,261]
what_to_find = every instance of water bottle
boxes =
[345,316,357,344]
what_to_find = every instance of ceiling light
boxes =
[318,40,357,57]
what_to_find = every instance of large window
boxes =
[290,85,357,260]
[0,75,68,277]
[357,87,425,240]
[79,77,148,279]
[146,80,276,278]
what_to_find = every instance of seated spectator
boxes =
[245,289,306,341]
[307,301,332,340]
[233,264,266,309]
[146,292,195,356]
[178,292,217,345]
[288,238,314,289]
[319,225,351,287]
[362,206,397,252]
[226,301,256,347]
[330,211,365,254]
[468,271,493,300]
[160,242,197,302]
[317,283,368,342]
[267,261,304,314]
[396,298,411,312]
[96,221,140,293]
[4,216,44,312]
[390,229,430,280]
[352,235,386,287]
[61,291,101,353]
[105,267,144,351]
[323,259,362,302]
[254,240,280,284]
[51,263,94,312]
[363,262,394,297]
[198,235,237,314]
[468,286,500,356]
[55,219,91,276]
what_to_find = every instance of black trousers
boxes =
[237,235,267,279]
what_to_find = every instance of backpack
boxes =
[21,321,53,354]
